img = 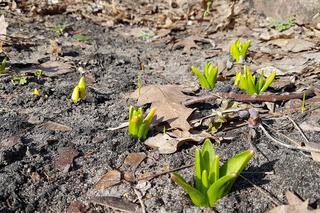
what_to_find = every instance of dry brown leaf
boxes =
[48,40,62,56]
[88,196,141,213]
[67,201,88,213]
[120,152,146,182]
[131,85,193,131]
[173,36,201,55]
[121,152,146,171]
[267,38,315,53]
[268,191,320,213]
[55,147,79,172]
[207,2,235,33]
[41,121,72,132]
[40,61,73,77]
[144,132,214,154]
[95,170,121,189]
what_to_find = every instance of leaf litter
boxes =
[2,0,320,212]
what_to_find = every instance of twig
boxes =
[262,123,302,147]
[133,189,146,213]
[190,108,244,125]
[183,88,314,106]
[259,124,320,153]
[286,116,310,144]
[136,164,194,181]
[239,174,281,206]
[242,171,274,175]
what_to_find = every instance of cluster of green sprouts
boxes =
[128,106,157,141]
[234,67,276,95]
[229,39,251,63]
[191,63,218,89]
[172,139,254,207]
[71,76,86,103]
[191,39,276,96]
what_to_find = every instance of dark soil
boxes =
[1,1,320,213]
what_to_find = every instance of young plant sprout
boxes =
[234,67,276,95]
[301,92,306,113]
[203,0,213,17]
[229,39,251,63]
[0,58,7,74]
[71,76,86,103]
[172,139,254,208]
[128,106,157,141]
[191,63,218,89]
[34,88,40,96]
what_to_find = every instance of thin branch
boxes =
[136,164,194,181]
[134,189,146,213]
[259,124,320,153]
[286,116,310,144]
[190,108,244,125]
[262,123,302,147]
[183,88,314,106]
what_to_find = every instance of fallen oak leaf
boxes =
[131,85,194,131]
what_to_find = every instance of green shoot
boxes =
[73,34,90,42]
[53,24,66,35]
[34,69,43,80]
[211,100,238,134]
[140,31,154,41]
[229,39,251,63]
[191,63,218,90]
[234,67,276,95]
[302,92,306,113]
[203,0,213,17]
[34,88,40,96]
[12,75,28,85]
[269,17,296,32]
[0,58,7,74]
[71,76,86,103]
[172,139,254,208]
[128,106,157,141]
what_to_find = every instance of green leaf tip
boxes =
[229,39,251,63]
[234,67,276,95]
[191,63,218,90]
[71,76,87,103]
